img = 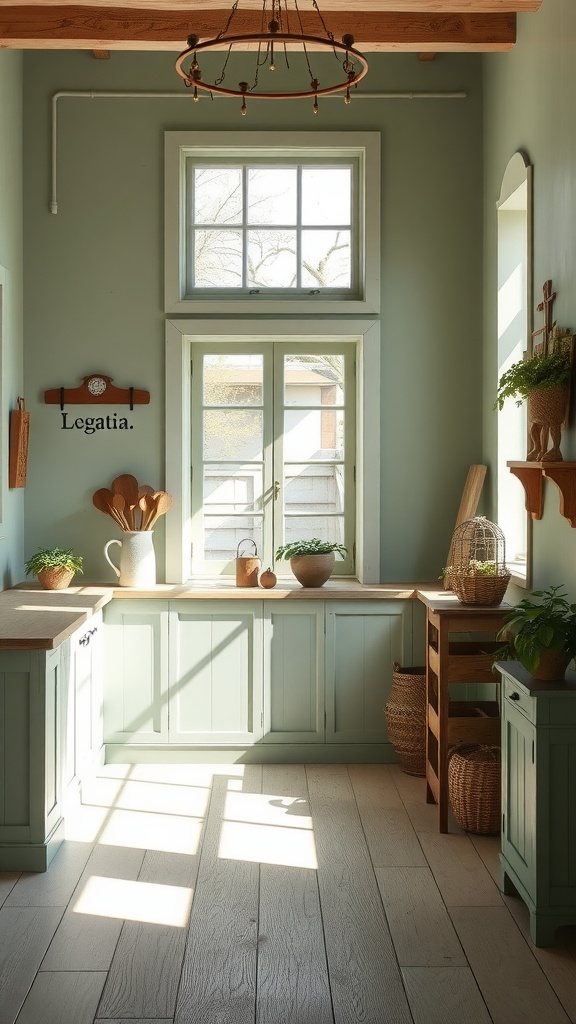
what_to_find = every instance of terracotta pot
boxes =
[531,647,572,681]
[37,567,75,590]
[290,552,335,588]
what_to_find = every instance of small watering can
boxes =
[104,531,156,587]
[235,538,260,588]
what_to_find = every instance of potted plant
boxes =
[495,341,572,461]
[495,584,576,680]
[275,539,348,588]
[25,547,84,591]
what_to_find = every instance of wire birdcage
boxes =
[446,516,511,605]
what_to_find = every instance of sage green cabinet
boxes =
[0,646,64,870]
[325,601,413,744]
[102,597,415,759]
[262,602,324,743]
[103,600,169,744]
[498,662,576,946]
[168,601,263,744]
[62,613,104,798]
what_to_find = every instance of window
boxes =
[165,319,381,584]
[192,342,355,576]
[497,151,532,587]
[164,132,380,315]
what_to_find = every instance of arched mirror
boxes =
[496,150,533,587]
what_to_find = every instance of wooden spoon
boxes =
[92,488,126,530]
[111,493,131,531]
[146,492,173,530]
[112,474,139,530]
[139,494,156,531]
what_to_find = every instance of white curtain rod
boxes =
[50,88,467,213]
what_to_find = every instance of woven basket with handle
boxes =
[384,662,427,776]
[448,744,501,834]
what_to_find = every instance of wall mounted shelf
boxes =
[507,461,576,526]
[44,374,150,409]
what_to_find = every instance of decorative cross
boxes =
[532,279,556,353]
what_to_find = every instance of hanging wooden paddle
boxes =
[9,397,30,488]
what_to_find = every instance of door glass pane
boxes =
[285,464,344,513]
[284,410,344,461]
[203,515,263,562]
[284,354,344,405]
[301,230,351,288]
[248,168,297,225]
[284,516,345,549]
[204,409,263,460]
[248,231,297,287]
[203,354,263,406]
[302,168,351,225]
[203,466,263,513]
[194,229,243,288]
[194,167,243,224]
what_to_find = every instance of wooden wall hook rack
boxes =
[44,374,150,410]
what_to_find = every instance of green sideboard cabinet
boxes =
[0,613,103,871]
[103,597,415,760]
[497,661,576,947]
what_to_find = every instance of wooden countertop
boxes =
[0,580,447,650]
[0,586,113,650]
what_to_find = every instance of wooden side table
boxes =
[417,592,508,832]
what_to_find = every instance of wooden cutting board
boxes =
[443,464,487,588]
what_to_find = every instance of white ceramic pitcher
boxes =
[104,531,156,587]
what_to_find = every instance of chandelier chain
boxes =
[216,0,240,40]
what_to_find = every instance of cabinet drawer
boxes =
[502,676,535,722]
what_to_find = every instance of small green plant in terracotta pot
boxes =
[275,539,348,588]
[25,547,84,591]
[495,584,576,680]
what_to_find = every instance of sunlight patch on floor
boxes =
[219,819,318,869]
[73,875,193,927]
[81,776,210,818]
[97,808,203,855]
[224,790,313,830]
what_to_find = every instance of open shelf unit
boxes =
[419,594,508,832]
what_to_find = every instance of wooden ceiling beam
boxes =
[0,8,517,51]
[1,0,542,10]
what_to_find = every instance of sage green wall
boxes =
[0,51,24,588]
[22,51,483,583]
[483,0,576,601]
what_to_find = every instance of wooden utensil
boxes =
[139,494,156,531]
[111,474,139,530]
[111,493,131,531]
[146,492,173,530]
[92,487,126,530]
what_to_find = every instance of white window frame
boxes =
[164,131,381,315]
[165,318,381,584]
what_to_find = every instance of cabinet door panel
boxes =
[502,704,536,888]
[0,653,32,839]
[169,601,262,744]
[263,602,324,742]
[325,602,413,744]
[104,601,169,743]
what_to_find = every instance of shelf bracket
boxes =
[507,461,576,526]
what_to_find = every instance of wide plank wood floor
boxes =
[2,762,576,1024]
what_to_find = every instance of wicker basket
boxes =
[446,516,510,606]
[37,567,75,590]
[449,570,510,606]
[448,744,501,834]
[384,662,426,776]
